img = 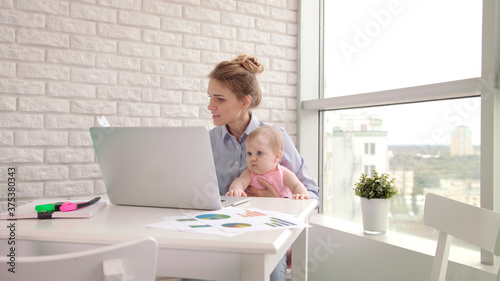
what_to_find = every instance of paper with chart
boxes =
[145,207,309,236]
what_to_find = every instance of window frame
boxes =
[298,0,500,265]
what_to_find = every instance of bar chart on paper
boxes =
[265,217,297,227]
[237,209,266,217]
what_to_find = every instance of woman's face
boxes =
[207,78,248,127]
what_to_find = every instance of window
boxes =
[299,0,499,262]
[363,166,375,176]
[322,99,481,239]
[364,143,375,155]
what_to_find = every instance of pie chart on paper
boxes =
[195,214,230,220]
[221,223,252,228]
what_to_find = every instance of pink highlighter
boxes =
[59,197,101,212]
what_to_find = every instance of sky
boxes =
[322,0,483,145]
[367,98,481,146]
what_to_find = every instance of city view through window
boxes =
[321,97,481,245]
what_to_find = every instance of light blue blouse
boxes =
[209,113,320,202]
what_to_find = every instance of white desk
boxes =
[0,197,317,281]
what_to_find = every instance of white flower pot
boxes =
[360,197,390,234]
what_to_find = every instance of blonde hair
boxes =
[246,126,284,153]
[209,54,264,109]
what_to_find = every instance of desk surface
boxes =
[1,197,318,281]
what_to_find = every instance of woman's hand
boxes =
[246,178,280,198]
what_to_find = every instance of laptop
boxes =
[89,126,249,210]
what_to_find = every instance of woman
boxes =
[207,54,320,281]
[208,54,319,202]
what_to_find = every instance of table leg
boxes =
[240,253,270,281]
[291,227,308,281]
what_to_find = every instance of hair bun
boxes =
[231,55,264,74]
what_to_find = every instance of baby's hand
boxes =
[292,194,310,200]
[226,190,247,197]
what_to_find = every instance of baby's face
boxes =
[245,135,279,175]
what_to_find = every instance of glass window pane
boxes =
[322,97,480,241]
[323,0,483,97]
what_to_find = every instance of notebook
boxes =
[89,126,249,210]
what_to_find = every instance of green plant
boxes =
[354,169,398,199]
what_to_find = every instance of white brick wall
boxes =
[0,0,299,210]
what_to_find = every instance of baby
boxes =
[226,126,310,200]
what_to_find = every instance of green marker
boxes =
[35,202,63,213]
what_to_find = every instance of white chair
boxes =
[423,193,500,281]
[0,236,158,281]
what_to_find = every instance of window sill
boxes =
[309,214,499,275]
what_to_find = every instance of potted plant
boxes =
[354,169,398,234]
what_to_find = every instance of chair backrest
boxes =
[0,237,158,281]
[423,193,500,281]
